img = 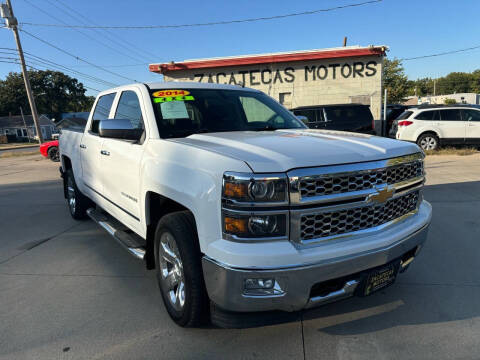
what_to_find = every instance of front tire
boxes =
[65,169,93,220]
[417,133,439,151]
[48,146,60,162]
[154,211,209,327]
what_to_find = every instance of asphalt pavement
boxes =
[0,154,479,360]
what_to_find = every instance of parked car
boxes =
[39,139,59,162]
[391,105,480,150]
[386,104,410,134]
[59,82,431,327]
[292,104,375,134]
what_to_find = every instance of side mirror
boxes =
[296,115,309,125]
[98,119,143,140]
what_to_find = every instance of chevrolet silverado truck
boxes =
[59,82,432,327]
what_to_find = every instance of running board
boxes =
[86,208,146,260]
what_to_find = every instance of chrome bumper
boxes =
[202,221,430,312]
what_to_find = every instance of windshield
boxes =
[149,88,305,139]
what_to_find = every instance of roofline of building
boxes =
[149,45,388,74]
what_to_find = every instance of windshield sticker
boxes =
[153,89,190,98]
[160,100,189,119]
[153,95,194,103]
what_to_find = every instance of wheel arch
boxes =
[144,191,198,270]
[416,130,440,144]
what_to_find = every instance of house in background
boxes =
[0,114,57,142]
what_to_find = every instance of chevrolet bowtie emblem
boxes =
[367,186,395,204]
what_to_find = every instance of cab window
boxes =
[415,110,440,121]
[91,93,115,134]
[115,91,144,130]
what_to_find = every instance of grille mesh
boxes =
[299,161,423,198]
[300,191,419,241]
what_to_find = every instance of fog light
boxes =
[245,278,274,290]
[244,278,284,296]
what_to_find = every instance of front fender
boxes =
[140,140,251,253]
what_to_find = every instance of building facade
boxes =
[0,114,56,141]
[150,45,387,119]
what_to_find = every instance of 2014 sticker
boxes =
[153,89,190,98]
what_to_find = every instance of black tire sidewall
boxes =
[65,169,90,220]
[48,146,59,162]
[154,212,208,327]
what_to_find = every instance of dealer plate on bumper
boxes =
[361,260,401,296]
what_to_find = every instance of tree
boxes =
[0,70,95,119]
[383,58,409,103]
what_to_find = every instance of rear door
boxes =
[437,109,466,144]
[80,92,115,199]
[99,89,146,233]
[463,108,480,144]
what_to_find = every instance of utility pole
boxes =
[433,80,436,96]
[1,0,44,143]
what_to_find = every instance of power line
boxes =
[53,0,161,61]
[0,47,119,87]
[401,45,480,61]
[0,58,101,92]
[19,29,138,83]
[21,0,148,63]
[19,0,383,29]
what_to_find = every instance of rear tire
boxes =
[417,133,439,151]
[154,211,209,327]
[47,146,60,162]
[65,169,93,220]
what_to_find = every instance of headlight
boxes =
[223,172,288,205]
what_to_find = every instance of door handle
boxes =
[100,150,110,156]
[79,144,86,149]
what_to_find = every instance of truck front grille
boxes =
[299,161,423,198]
[300,191,419,241]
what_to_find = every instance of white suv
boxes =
[392,105,480,150]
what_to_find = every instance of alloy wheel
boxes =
[420,136,437,150]
[159,232,186,312]
[67,177,76,214]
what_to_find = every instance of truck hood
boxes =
[169,129,420,173]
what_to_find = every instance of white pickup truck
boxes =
[59,82,432,327]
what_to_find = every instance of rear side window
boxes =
[115,91,144,129]
[91,93,115,134]
[462,109,480,121]
[293,109,317,124]
[324,106,373,123]
[415,110,440,120]
[439,109,462,121]
[397,111,413,120]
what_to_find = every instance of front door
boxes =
[80,92,116,200]
[463,109,480,144]
[100,89,146,235]
[437,109,466,144]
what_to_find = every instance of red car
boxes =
[39,140,59,162]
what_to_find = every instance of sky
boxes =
[1,0,479,96]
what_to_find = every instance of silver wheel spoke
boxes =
[159,231,186,311]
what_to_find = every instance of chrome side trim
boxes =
[306,280,359,308]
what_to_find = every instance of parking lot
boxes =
[1,153,479,360]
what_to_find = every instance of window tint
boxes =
[91,93,115,134]
[463,109,480,122]
[415,110,440,120]
[115,91,144,129]
[324,106,373,123]
[439,109,462,121]
[397,111,413,120]
[293,109,317,124]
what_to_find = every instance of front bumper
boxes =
[202,214,430,312]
